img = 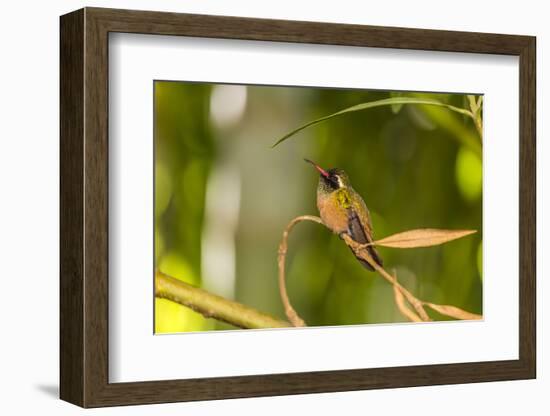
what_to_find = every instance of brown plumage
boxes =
[305,159,383,271]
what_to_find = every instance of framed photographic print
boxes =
[60,7,536,408]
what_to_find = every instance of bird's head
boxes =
[304,159,351,192]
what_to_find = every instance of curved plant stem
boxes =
[277,215,324,326]
[277,216,482,326]
[343,233,481,322]
[155,271,291,329]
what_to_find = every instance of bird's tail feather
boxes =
[351,245,383,272]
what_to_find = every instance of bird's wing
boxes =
[347,191,383,268]
[349,189,374,238]
[347,208,369,244]
[346,208,374,271]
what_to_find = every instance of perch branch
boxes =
[155,271,291,329]
[343,233,481,322]
[343,234,432,321]
[277,215,482,326]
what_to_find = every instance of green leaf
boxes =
[390,92,404,114]
[271,97,475,148]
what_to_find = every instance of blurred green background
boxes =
[154,81,482,333]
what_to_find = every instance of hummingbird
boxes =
[305,158,383,271]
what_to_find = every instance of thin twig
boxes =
[342,234,431,321]
[342,234,481,322]
[424,302,483,321]
[276,215,481,325]
[392,275,422,322]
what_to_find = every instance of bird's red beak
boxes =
[304,158,329,178]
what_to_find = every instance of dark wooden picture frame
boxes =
[60,7,536,408]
